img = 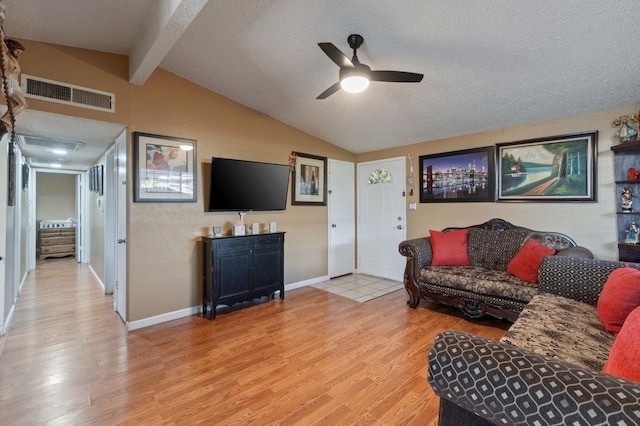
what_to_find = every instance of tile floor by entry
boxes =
[311,274,404,302]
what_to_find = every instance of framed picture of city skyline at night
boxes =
[419,146,495,203]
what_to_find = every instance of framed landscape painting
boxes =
[419,146,495,203]
[496,131,597,202]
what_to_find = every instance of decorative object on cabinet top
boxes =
[611,113,638,145]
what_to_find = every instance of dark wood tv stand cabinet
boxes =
[202,232,285,319]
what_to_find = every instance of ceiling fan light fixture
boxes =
[340,74,369,93]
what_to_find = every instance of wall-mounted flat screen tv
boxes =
[208,157,290,212]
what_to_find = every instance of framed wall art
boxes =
[22,162,29,190]
[419,146,495,203]
[496,131,597,202]
[290,152,327,206]
[97,164,104,196]
[89,166,95,192]
[133,132,197,202]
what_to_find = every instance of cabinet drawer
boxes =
[253,235,283,249]
[214,239,252,254]
[41,244,75,254]
[40,236,75,246]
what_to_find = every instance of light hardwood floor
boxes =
[0,258,509,425]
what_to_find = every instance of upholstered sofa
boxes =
[428,256,640,426]
[399,218,593,322]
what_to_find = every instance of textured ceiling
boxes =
[4,0,640,170]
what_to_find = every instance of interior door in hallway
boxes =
[115,131,127,323]
[328,159,355,278]
[357,157,406,282]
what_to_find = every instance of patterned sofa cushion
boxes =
[500,293,615,370]
[421,266,539,302]
[467,229,530,270]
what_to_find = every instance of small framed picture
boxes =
[291,152,327,206]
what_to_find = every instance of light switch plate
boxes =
[409,202,417,211]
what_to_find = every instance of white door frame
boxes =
[0,135,8,333]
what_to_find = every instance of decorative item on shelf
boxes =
[627,167,639,180]
[621,186,634,212]
[212,225,222,237]
[611,114,638,144]
[625,222,640,244]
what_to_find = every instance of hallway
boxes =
[0,257,127,423]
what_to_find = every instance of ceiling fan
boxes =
[316,34,424,99]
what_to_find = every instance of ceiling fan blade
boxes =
[316,82,342,99]
[369,70,424,83]
[318,43,355,69]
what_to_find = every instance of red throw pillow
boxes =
[429,229,470,266]
[603,305,640,382]
[597,267,640,334]
[506,238,556,283]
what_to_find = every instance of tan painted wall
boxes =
[18,39,354,321]
[35,172,76,223]
[355,104,640,261]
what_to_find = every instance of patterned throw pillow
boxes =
[507,238,556,283]
[429,229,470,266]
[467,229,530,271]
[597,267,640,334]
[603,305,640,382]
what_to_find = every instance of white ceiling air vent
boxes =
[29,157,70,167]
[21,135,84,152]
[21,74,115,113]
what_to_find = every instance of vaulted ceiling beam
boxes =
[129,0,208,85]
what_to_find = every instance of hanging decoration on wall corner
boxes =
[288,152,297,171]
[407,154,415,195]
[368,168,393,184]
[0,1,28,142]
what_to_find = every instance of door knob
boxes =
[397,225,403,230]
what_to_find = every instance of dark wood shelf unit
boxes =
[612,142,640,261]
[202,232,285,320]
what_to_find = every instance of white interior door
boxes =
[357,157,406,282]
[115,131,127,323]
[328,159,355,278]
[104,147,115,295]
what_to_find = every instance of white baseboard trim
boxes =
[285,275,329,291]
[127,305,201,331]
[88,264,106,292]
[125,275,330,331]
[0,303,15,335]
